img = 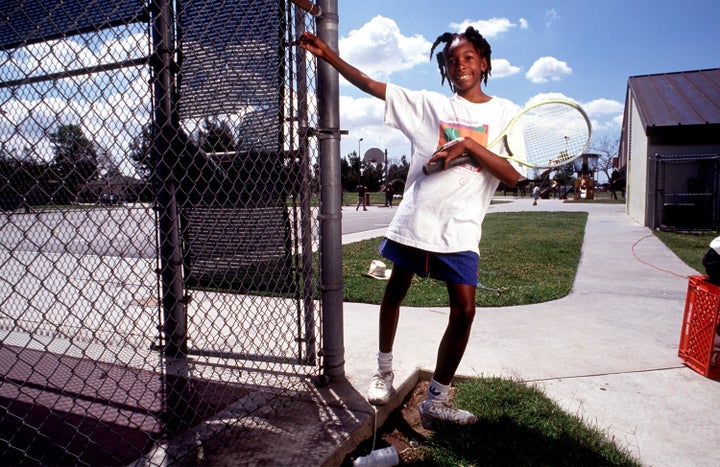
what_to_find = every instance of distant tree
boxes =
[0,144,16,166]
[95,144,120,177]
[554,163,574,183]
[311,160,320,194]
[386,155,409,187]
[363,161,385,192]
[0,146,20,208]
[49,124,98,203]
[340,155,351,192]
[129,123,154,180]
[341,152,361,192]
[590,135,621,199]
[0,145,57,207]
[197,118,236,153]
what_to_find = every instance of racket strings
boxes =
[507,103,590,168]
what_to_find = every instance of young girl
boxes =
[299,26,526,429]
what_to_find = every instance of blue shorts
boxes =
[379,238,479,286]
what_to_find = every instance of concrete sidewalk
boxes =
[200,198,718,466]
[336,198,719,466]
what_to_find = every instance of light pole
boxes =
[358,137,363,158]
[384,148,388,183]
[358,137,364,177]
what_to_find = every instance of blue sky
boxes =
[1,0,717,177]
[332,0,720,163]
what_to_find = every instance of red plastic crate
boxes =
[678,275,720,379]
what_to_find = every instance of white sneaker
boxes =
[418,399,477,429]
[367,371,394,405]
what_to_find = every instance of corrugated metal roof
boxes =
[628,68,720,128]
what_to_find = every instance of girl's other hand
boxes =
[429,137,472,170]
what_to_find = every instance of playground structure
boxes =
[531,153,599,200]
[573,154,599,200]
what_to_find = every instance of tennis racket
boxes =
[423,99,592,175]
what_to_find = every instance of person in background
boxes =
[356,182,368,211]
[383,183,394,207]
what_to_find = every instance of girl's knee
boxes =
[382,285,408,306]
[449,305,475,329]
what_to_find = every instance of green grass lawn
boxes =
[421,378,641,466]
[343,211,587,307]
[654,230,717,273]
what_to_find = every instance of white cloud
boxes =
[545,9,558,27]
[582,99,624,131]
[588,105,625,133]
[99,32,148,63]
[0,31,147,81]
[590,119,612,131]
[518,18,529,29]
[339,16,431,80]
[524,92,574,107]
[582,98,624,115]
[0,28,153,175]
[449,17,520,38]
[0,39,89,78]
[525,56,572,83]
[491,58,521,78]
[339,95,385,128]
[338,95,408,158]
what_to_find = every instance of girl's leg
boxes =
[378,265,414,352]
[368,265,414,405]
[419,282,478,427]
[432,282,477,385]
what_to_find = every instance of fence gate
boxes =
[0,0,321,464]
[651,153,720,231]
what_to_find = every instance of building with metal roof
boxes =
[618,68,720,231]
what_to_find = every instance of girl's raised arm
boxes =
[297,32,387,100]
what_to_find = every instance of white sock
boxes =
[377,351,393,373]
[426,378,450,402]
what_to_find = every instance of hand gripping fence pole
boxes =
[289,0,322,17]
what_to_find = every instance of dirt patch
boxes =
[343,380,458,465]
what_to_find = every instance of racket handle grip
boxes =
[423,154,476,175]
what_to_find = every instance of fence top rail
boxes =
[0,0,149,51]
[653,152,720,161]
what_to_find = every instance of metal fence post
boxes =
[151,0,187,359]
[293,8,318,366]
[316,0,344,381]
[151,0,192,435]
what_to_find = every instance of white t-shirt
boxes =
[384,83,526,254]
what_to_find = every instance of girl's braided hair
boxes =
[430,26,492,91]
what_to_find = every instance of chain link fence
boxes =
[0,0,323,463]
[650,153,719,231]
